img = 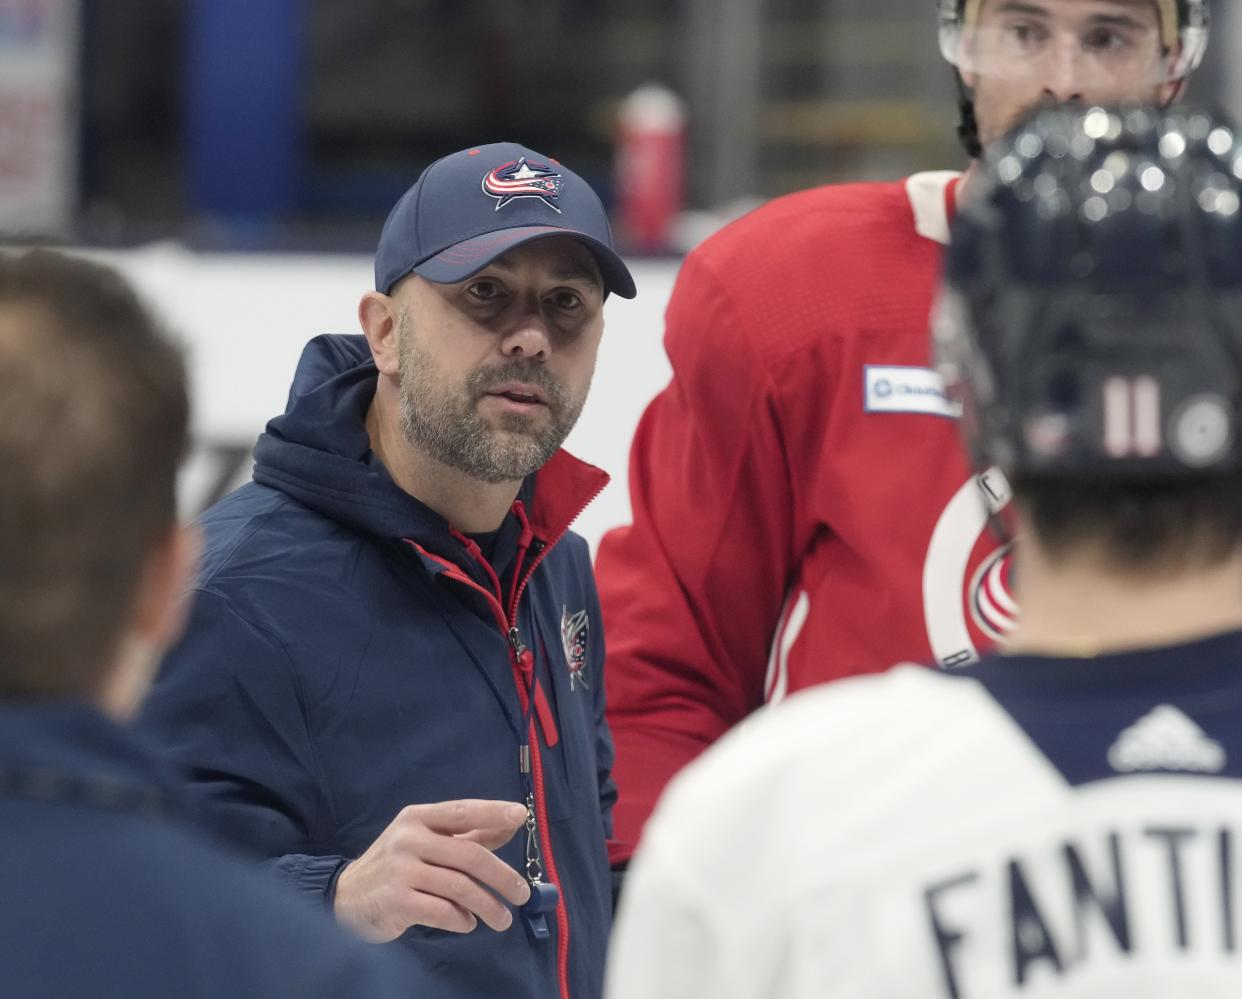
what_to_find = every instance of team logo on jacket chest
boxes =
[560,606,590,691]
[482,157,564,212]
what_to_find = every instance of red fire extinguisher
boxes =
[615,83,686,253]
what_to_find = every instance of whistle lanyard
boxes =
[418,528,562,942]
[473,521,561,940]
[509,629,561,941]
[517,672,540,881]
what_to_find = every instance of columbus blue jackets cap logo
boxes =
[560,606,590,691]
[482,157,564,213]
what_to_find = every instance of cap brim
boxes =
[412,225,637,300]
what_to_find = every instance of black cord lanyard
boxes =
[439,528,562,943]
[509,630,561,942]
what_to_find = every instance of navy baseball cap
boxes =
[374,141,637,299]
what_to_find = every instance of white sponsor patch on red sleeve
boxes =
[864,365,962,419]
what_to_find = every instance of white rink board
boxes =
[73,244,680,553]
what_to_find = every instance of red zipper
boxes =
[504,630,571,999]
[528,690,571,999]
[503,503,571,999]
[406,523,572,999]
[453,525,559,746]
[504,504,559,745]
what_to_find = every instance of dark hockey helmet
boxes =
[935,104,1242,480]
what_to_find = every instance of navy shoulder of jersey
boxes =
[949,630,1242,786]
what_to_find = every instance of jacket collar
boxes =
[254,334,608,562]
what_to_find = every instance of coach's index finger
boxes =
[415,799,528,836]
[423,832,533,909]
[457,823,527,851]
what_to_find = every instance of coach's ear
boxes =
[359,291,401,378]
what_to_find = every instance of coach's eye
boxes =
[548,289,584,313]
[466,279,505,304]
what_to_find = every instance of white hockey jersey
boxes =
[607,630,1242,998]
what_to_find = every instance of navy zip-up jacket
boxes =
[140,334,617,999]
[0,702,409,999]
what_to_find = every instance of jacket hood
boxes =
[253,334,607,548]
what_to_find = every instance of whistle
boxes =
[521,881,560,941]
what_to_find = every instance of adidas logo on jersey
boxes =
[1107,704,1225,774]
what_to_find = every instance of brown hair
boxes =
[1014,472,1242,577]
[0,250,188,700]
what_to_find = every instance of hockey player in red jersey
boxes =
[594,0,1212,868]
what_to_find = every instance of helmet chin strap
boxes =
[1164,74,1189,107]
[954,70,983,159]
[951,69,1186,162]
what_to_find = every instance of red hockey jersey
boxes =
[596,172,1016,862]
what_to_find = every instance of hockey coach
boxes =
[140,143,637,999]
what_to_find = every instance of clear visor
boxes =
[940,20,1208,88]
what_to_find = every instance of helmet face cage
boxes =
[937,0,1210,85]
[937,104,1242,481]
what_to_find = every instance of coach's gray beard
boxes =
[396,316,588,484]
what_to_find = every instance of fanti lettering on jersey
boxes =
[923,824,1239,997]
[864,366,963,419]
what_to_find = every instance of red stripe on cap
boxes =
[429,227,566,265]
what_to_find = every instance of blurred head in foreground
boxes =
[938,103,1242,579]
[0,250,194,718]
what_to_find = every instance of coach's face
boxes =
[389,236,606,484]
[963,0,1179,147]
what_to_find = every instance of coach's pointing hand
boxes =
[334,799,532,942]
